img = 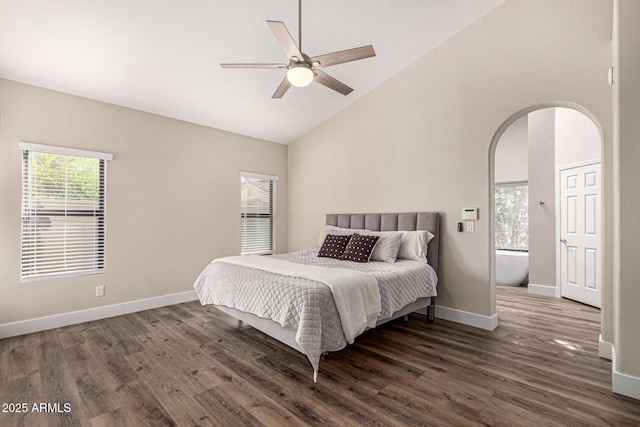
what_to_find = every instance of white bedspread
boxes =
[194,249,437,380]
[213,255,381,343]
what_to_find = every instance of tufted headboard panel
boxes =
[325,212,440,274]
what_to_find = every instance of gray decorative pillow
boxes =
[318,234,352,259]
[363,231,403,263]
[339,234,379,263]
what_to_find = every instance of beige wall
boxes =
[527,109,556,288]
[614,0,640,380]
[288,0,612,318]
[0,78,288,325]
[495,115,528,183]
[555,108,601,167]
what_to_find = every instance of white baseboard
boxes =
[611,347,640,400]
[599,334,613,360]
[0,291,198,339]
[613,369,640,400]
[434,305,498,331]
[527,283,560,298]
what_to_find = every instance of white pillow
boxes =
[361,231,403,263]
[317,225,369,247]
[397,230,435,261]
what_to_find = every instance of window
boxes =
[20,142,113,279]
[495,182,529,250]
[241,172,277,255]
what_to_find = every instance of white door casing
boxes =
[559,161,601,308]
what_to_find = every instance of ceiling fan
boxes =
[221,0,376,98]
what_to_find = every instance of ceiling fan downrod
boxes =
[298,0,302,53]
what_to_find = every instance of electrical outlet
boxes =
[466,221,475,233]
[96,285,105,297]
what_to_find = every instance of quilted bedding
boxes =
[193,249,437,377]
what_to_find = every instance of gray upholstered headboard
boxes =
[325,212,440,274]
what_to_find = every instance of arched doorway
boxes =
[489,103,605,323]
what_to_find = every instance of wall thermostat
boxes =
[462,208,478,221]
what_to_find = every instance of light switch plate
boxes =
[466,221,475,232]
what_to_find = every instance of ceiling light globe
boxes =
[287,64,314,87]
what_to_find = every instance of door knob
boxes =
[560,239,567,244]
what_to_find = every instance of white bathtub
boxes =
[496,249,529,286]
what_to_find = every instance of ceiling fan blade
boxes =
[267,20,303,61]
[311,45,376,69]
[313,70,353,96]
[272,75,292,99]
[221,63,287,69]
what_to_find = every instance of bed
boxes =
[193,212,440,380]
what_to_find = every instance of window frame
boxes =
[19,142,113,280]
[495,180,529,251]
[240,172,277,255]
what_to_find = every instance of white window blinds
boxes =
[20,143,112,279]
[241,173,276,255]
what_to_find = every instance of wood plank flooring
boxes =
[1,286,639,426]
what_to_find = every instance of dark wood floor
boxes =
[1,287,639,426]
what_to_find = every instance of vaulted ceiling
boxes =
[0,0,505,144]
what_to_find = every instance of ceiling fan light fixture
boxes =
[287,63,314,87]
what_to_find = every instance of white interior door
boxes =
[559,162,601,308]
